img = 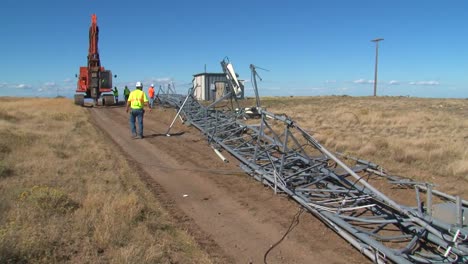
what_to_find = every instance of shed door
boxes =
[215,82,226,100]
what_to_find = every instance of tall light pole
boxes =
[371,38,384,96]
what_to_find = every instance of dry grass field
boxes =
[1,95,466,263]
[243,96,467,197]
[0,97,211,264]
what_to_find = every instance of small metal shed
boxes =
[192,72,244,101]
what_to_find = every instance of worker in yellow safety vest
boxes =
[113,86,119,104]
[126,81,152,139]
[124,86,130,102]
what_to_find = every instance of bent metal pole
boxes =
[165,89,192,137]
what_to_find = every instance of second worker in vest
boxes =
[113,86,119,104]
[124,85,130,102]
[126,81,151,139]
[148,84,155,109]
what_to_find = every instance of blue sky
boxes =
[0,0,467,98]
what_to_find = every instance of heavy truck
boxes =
[74,14,116,106]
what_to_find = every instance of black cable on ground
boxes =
[263,207,305,264]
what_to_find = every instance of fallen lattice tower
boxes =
[157,61,467,263]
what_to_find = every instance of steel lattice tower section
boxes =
[157,63,467,263]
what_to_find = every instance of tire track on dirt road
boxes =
[90,105,367,264]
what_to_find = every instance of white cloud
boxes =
[146,77,172,84]
[262,86,282,91]
[0,80,74,97]
[424,81,439,86]
[389,80,400,85]
[409,81,440,86]
[325,80,337,84]
[36,81,58,93]
[63,78,73,83]
[299,87,326,91]
[157,77,172,83]
[16,84,32,89]
[353,79,374,84]
[286,86,350,93]
[117,81,137,88]
[131,77,176,88]
[43,81,56,87]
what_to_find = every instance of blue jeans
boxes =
[149,97,155,108]
[129,109,144,137]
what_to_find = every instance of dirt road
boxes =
[90,105,367,264]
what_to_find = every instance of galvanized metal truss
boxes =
[157,89,468,264]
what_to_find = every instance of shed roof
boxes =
[193,72,226,77]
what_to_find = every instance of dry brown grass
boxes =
[0,97,211,264]
[239,96,468,197]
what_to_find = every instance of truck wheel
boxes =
[74,94,84,105]
[103,95,115,106]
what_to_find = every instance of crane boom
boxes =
[88,14,100,68]
[74,14,115,106]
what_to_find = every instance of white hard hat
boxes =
[136,81,142,88]
[151,84,154,87]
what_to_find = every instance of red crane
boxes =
[74,14,115,105]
